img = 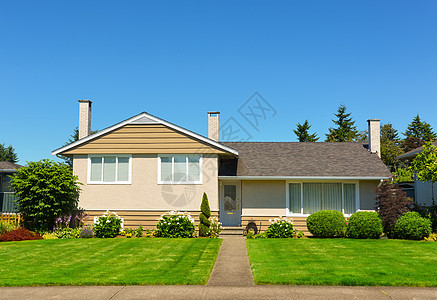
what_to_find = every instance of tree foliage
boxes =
[411,141,437,190]
[0,143,18,163]
[293,120,319,142]
[403,114,437,141]
[379,124,405,172]
[10,159,81,231]
[325,105,359,142]
[58,127,98,168]
[199,192,211,237]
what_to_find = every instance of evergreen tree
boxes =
[293,120,319,142]
[381,124,400,142]
[380,124,405,171]
[0,143,18,163]
[325,105,358,142]
[58,127,98,169]
[199,192,211,237]
[404,115,437,141]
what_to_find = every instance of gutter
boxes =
[218,176,390,180]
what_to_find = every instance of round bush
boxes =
[155,211,195,238]
[306,210,345,238]
[394,212,431,240]
[265,217,295,238]
[93,211,122,238]
[346,211,383,239]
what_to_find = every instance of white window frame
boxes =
[87,155,132,184]
[285,180,360,217]
[157,154,203,185]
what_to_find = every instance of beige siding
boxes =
[74,154,219,212]
[63,124,227,155]
[359,180,379,210]
[241,216,310,235]
[241,180,286,215]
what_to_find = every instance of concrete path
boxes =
[207,236,254,286]
[1,285,437,300]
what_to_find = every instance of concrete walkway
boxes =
[1,285,437,299]
[207,236,254,286]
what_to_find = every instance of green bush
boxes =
[54,227,82,239]
[394,212,432,240]
[265,217,296,238]
[306,210,346,238]
[209,216,222,238]
[155,211,195,238]
[136,225,143,237]
[10,159,81,231]
[246,229,254,239]
[93,211,122,238]
[0,221,19,235]
[346,211,383,239]
[199,193,211,237]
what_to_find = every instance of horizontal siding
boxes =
[85,210,219,231]
[63,124,227,155]
[241,216,311,236]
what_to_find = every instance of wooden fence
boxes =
[0,212,21,225]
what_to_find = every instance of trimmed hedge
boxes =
[394,212,431,240]
[306,210,345,238]
[346,211,383,239]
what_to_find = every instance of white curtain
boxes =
[103,156,116,182]
[323,183,342,211]
[303,183,322,214]
[117,157,129,182]
[344,183,356,214]
[289,183,301,214]
[90,157,102,181]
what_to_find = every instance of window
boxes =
[158,155,202,184]
[288,182,357,215]
[88,155,131,184]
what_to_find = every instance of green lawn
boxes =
[247,239,437,286]
[0,238,221,286]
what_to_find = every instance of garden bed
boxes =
[246,238,437,286]
[0,238,221,286]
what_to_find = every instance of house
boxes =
[397,141,437,206]
[0,161,22,213]
[52,100,391,233]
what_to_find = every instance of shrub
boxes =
[79,228,93,238]
[199,192,211,237]
[93,211,122,238]
[394,212,431,240]
[209,216,222,238]
[306,210,345,238]
[54,227,82,239]
[413,204,437,233]
[0,228,43,242]
[155,211,195,238]
[246,229,255,239]
[296,230,305,239]
[10,159,81,231]
[425,233,437,242]
[375,180,412,237]
[265,217,295,238]
[0,221,19,235]
[42,232,58,239]
[346,211,383,239]
[136,225,143,237]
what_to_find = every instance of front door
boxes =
[219,181,241,226]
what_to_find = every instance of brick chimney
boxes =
[208,112,220,141]
[367,119,381,157]
[78,100,92,140]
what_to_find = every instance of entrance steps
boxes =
[220,226,244,236]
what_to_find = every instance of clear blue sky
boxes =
[1,1,436,164]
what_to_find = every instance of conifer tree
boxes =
[0,143,18,163]
[325,105,358,142]
[404,115,437,141]
[293,120,319,142]
[199,192,211,237]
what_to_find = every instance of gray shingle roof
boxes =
[397,140,437,160]
[0,161,23,172]
[220,142,392,178]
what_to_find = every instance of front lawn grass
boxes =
[247,239,437,286]
[0,238,221,286]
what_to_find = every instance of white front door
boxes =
[219,181,241,226]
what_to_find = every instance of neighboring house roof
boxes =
[397,140,437,160]
[220,142,392,179]
[52,112,238,156]
[0,161,23,173]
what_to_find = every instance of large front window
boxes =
[158,154,202,184]
[288,182,357,215]
[88,155,131,184]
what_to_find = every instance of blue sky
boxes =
[1,1,436,163]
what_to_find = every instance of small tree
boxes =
[293,120,319,142]
[199,192,211,237]
[403,114,437,141]
[325,105,359,142]
[10,159,81,231]
[0,143,18,163]
[375,180,411,237]
[411,141,437,204]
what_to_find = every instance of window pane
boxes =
[289,183,301,214]
[323,183,342,211]
[188,156,200,182]
[344,183,356,214]
[103,156,116,182]
[303,183,322,214]
[160,157,172,181]
[117,157,129,182]
[90,157,102,181]
[174,156,186,182]
[224,185,236,211]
